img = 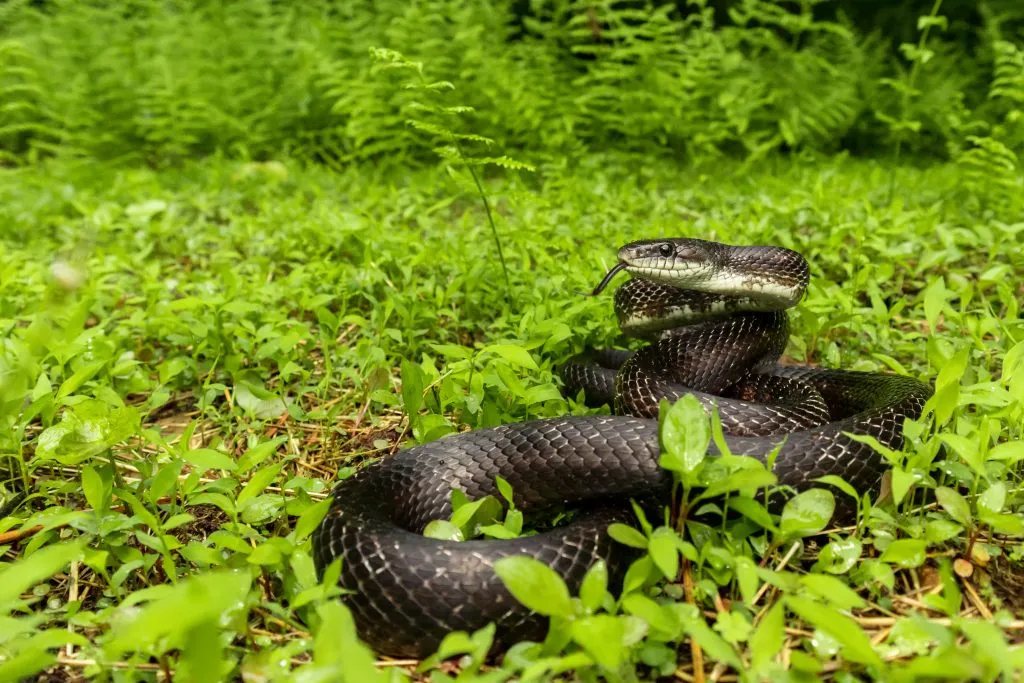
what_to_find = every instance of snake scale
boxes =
[311,238,932,657]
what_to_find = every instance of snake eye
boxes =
[658,243,673,257]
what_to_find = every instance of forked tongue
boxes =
[578,262,627,297]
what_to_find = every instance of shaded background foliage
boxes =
[1,0,1023,168]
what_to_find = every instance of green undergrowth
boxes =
[0,153,1023,681]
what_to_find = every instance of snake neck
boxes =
[614,280,784,338]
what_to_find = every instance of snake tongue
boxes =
[580,261,628,297]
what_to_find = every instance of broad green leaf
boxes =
[978,481,1006,515]
[938,434,985,476]
[813,538,862,574]
[659,394,710,476]
[247,543,283,565]
[621,593,679,635]
[812,474,859,502]
[785,596,882,667]
[622,556,656,595]
[183,448,238,473]
[237,463,284,508]
[81,466,108,513]
[879,539,928,568]
[179,619,223,683]
[779,489,835,539]
[957,618,1013,679]
[988,441,1024,463]
[105,571,251,654]
[726,497,778,532]
[922,277,947,333]
[799,574,866,610]
[0,541,85,604]
[400,359,425,417]
[493,556,573,618]
[570,615,624,670]
[890,466,916,506]
[236,437,287,472]
[733,556,759,606]
[648,527,679,581]
[607,523,648,549]
[677,603,744,670]
[450,495,503,537]
[293,498,332,541]
[484,344,539,371]
[696,468,777,502]
[495,475,515,506]
[56,360,107,400]
[714,610,752,644]
[312,601,383,681]
[750,600,784,673]
[935,487,972,526]
[579,560,608,613]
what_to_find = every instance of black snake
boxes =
[311,238,932,657]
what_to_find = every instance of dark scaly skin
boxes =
[312,239,933,657]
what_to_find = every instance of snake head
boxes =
[617,238,721,287]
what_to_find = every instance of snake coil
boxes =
[312,239,931,657]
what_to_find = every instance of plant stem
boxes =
[457,142,512,300]
[888,0,945,203]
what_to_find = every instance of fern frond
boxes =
[990,40,1024,104]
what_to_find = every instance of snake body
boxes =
[312,239,932,657]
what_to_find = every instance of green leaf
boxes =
[56,360,107,400]
[696,468,777,502]
[935,487,972,526]
[879,539,928,568]
[812,538,862,574]
[450,495,503,538]
[812,474,859,502]
[957,618,1013,679]
[237,463,283,508]
[659,394,710,476]
[677,603,744,670]
[312,601,383,681]
[733,556,760,606]
[923,277,947,333]
[785,596,882,667]
[978,481,1006,515]
[179,619,223,683]
[105,571,251,655]
[570,615,624,670]
[750,600,784,673]
[726,497,778,532]
[423,520,465,541]
[183,448,238,473]
[484,344,539,371]
[621,593,680,635]
[579,560,608,613]
[495,475,515,506]
[621,556,656,595]
[400,359,425,417]
[779,489,835,539]
[247,543,283,565]
[236,437,287,473]
[648,527,679,581]
[493,556,574,618]
[81,466,108,513]
[0,540,85,604]
[799,574,866,610]
[890,466,917,506]
[607,523,648,549]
